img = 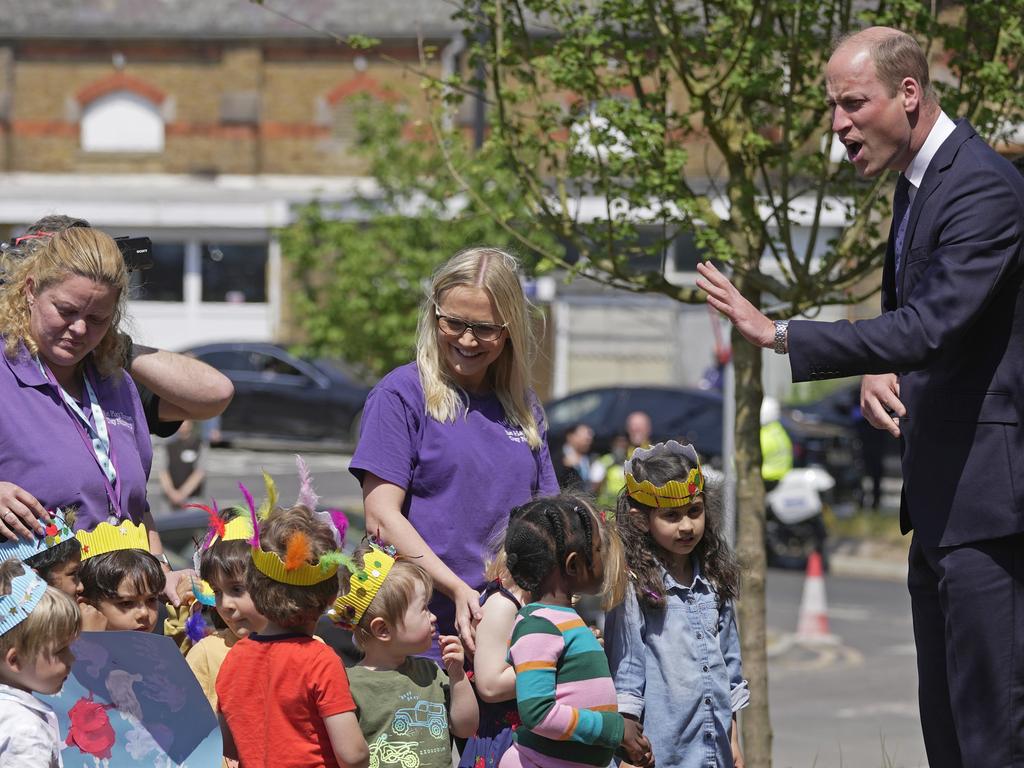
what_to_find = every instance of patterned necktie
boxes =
[893,174,912,294]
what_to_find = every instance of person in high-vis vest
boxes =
[759,396,792,489]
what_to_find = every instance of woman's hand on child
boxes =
[439,634,467,679]
[0,481,50,540]
[621,718,655,768]
[163,568,197,607]
[452,582,483,653]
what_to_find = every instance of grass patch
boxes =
[826,506,905,545]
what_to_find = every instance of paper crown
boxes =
[328,542,397,630]
[624,440,705,509]
[0,510,75,563]
[76,519,150,561]
[0,564,48,636]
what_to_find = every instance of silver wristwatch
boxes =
[773,320,789,355]
[154,552,171,569]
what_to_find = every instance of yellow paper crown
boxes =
[219,515,253,545]
[329,545,396,629]
[624,440,705,509]
[76,519,150,561]
[250,546,340,586]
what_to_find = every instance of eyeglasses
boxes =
[434,309,508,342]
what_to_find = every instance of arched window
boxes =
[81,91,164,153]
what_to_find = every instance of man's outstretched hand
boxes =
[696,262,775,349]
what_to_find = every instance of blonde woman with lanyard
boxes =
[0,227,192,606]
[349,247,559,660]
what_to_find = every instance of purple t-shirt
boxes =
[349,363,558,652]
[0,341,152,532]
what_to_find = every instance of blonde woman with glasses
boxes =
[349,247,558,660]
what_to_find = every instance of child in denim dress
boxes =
[604,441,749,768]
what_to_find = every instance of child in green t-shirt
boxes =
[331,541,479,768]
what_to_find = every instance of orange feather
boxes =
[284,532,311,571]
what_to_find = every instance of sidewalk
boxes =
[829,536,909,582]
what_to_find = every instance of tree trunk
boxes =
[731,276,772,767]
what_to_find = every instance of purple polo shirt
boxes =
[349,362,558,658]
[0,341,152,531]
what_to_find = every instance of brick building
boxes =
[0,0,460,348]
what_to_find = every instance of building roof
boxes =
[0,0,464,41]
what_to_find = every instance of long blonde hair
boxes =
[415,247,543,449]
[0,227,128,377]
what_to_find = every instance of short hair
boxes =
[80,549,166,603]
[0,560,79,662]
[340,543,433,649]
[199,539,251,587]
[0,227,129,376]
[246,505,339,629]
[26,215,90,235]
[834,28,936,103]
[24,537,82,583]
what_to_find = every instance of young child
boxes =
[186,508,267,709]
[604,441,748,768]
[457,545,528,768]
[0,557,80,766]
[331,541,478,768]
[499,494,650,768]
[75,519,166,633]
[216,501,368,768]
[0,510,82,599]
[460,508,625,768]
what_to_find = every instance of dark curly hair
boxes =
[616,450,739,609]
[503,494,604,600]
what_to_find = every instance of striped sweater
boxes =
[507,603,624,767]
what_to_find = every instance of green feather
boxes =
[258,470,278,519]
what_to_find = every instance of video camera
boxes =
[2,232,153,273]
[114,236,154,272]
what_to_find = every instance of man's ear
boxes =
[368,616,391,641]
[901,76,922,113]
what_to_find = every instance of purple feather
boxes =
[328,509,349,546]
[185,611,209,645]
[295,454,320,510]
[239,482,260,547]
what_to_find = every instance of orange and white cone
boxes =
[795,552,836,644]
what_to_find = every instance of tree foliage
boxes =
[280,96,555,377]
[279,3,1024,765]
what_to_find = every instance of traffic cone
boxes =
[795,552,835,644]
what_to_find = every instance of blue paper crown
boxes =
[0,563,47,636]
[0,511,76,563]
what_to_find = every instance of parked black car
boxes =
[186,342,371,445]
[544,385,860,502]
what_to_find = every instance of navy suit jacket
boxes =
[788,120,1024,546]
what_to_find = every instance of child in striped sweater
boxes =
[498,495,653,768]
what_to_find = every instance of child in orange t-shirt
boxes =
[216,499,368,768]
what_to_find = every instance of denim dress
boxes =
[604,563,749,768]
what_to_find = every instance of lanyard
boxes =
[35,357,123,520]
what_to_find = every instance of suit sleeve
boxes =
[788,161,1024,382]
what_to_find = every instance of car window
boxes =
[252,351,303,377]
[546,391,613,430]
[197,350,258,372]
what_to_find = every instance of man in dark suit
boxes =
[697,26,1024,767]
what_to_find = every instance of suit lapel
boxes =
[897,120,977,304]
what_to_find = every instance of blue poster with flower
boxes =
[38,631,222,767]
